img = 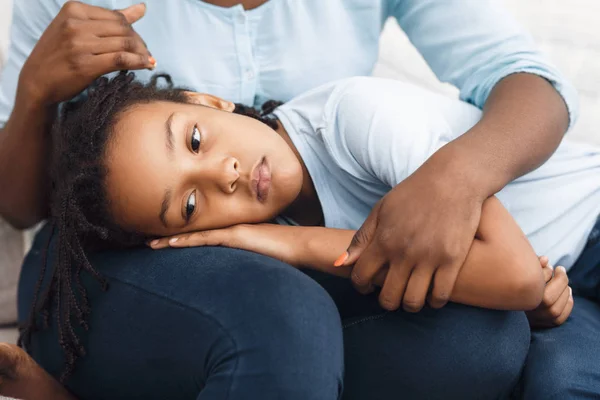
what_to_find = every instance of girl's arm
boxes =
[299,196,544,310]
[154,196,545,311]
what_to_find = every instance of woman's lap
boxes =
[18,224,344,399]
[19,224,530,399]
[307,270,530,399]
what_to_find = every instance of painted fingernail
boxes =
[150,239,159,247]
[557,266,566,273]
[569,287,573,297]
[548,264,554,270]
[333,251,349,267]
[169,237,178,244]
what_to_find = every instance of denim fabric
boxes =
[517,217,600,400]
[19,224,531,399]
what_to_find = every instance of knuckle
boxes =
[352,228,370,247]
[548,305,562,319]
[402,297,423,312]
[114,11,129,26]
[351,271,366,287]
[379,296,399,311]
[113,52,129,67]
[62,1,81,14]
[121,36,136,52]
[432,291,450,305]
[62,18,79,33]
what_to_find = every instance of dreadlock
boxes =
[17,71,283,382]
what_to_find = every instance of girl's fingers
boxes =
[546,285,570,320]
[539,255,549,268]
[542,266,569,305]
[542,264,554,284]
[554,291,574,325]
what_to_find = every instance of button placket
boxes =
[233,8,257,104]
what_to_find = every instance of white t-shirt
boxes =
[274,77,600,270]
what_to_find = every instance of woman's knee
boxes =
[451,307,530,396]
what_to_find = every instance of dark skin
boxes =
[0,1,569,312]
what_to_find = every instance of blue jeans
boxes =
[18,223,530,399]
[517,218,600,399]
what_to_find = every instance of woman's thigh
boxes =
[18,225,344,400]
[307,271,530,400]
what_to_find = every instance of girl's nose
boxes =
[221,157,240,194]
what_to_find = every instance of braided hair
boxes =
[18,71,282,382]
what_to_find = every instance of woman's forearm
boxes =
[429,73,569,201]
[297,197,544,310]
[0,89,55,229]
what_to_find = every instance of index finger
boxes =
[71,1,146,24]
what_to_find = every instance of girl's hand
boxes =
[19,1,155,107]
[149,224,302,267]
[526,256,574,328]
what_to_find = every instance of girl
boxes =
[4,70,593,399]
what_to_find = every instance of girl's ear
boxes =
[184,91,235,112]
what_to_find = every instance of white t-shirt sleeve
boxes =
[320,77,481,188]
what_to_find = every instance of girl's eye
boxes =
[191,125,201,153]
[186,191,196,221]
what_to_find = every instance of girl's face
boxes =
[105,95,303,237]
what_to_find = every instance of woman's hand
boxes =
[526,256,574,328]
[18,1,154,107]
[149,224,302,267]
[338,169,483,312]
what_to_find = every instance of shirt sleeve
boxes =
[0,0,63,128]
[387,0,579,129]
[321,77,457,188]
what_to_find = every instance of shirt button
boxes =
[245,70,255,80]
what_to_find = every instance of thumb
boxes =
[118,2,146,24]
[338,202,381,266]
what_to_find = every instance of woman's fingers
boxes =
[92,51,154,74]
[90,35,149,57]
[402,264,435,312]
[82,2,146,24]
[378,260,412,310]
[350,243,387,294]
[116,3,147,24]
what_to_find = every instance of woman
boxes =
[2,72,589,399]
[1,1,592,399]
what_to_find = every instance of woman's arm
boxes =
[0,2,153,229]
[344,0,573,312]
[156,196,545,311]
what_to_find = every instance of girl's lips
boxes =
[251,156,271,203]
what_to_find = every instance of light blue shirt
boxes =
[0,0,577,128]
[274,77,600,270]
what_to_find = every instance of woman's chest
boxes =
[113,0,388,105]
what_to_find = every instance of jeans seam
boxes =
[103,276,239,398]
[342,311,390,329]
